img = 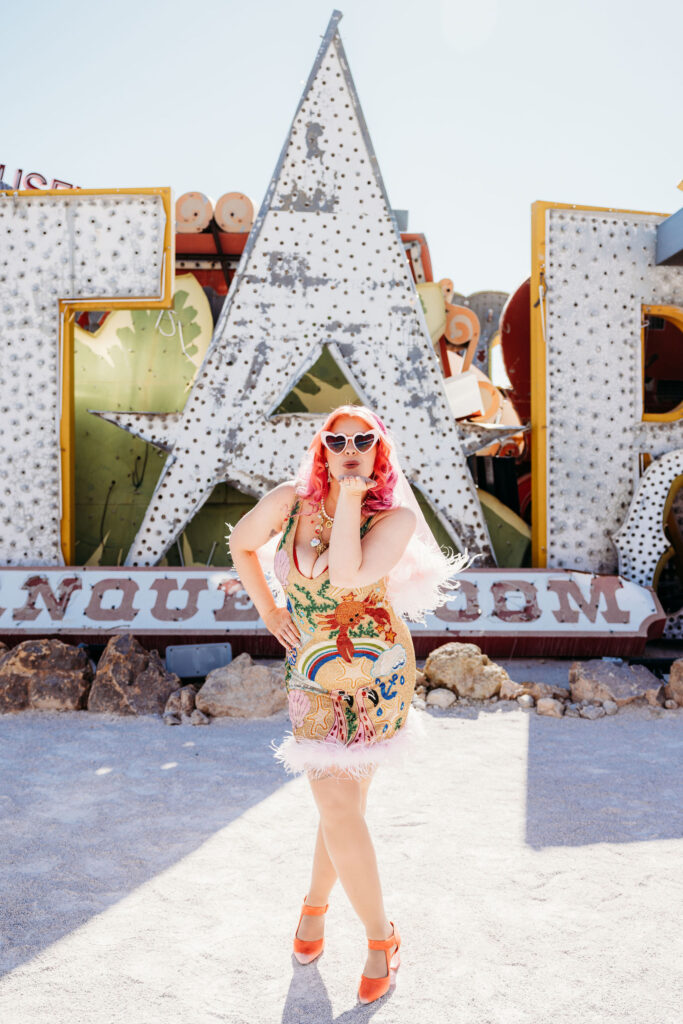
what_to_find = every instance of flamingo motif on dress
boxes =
[324,688,354,744]
[348,687,379,745]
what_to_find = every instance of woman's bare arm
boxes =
[228,481,301,650]
[328,486,417,589]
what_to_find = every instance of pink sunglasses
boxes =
[321,429,380,455]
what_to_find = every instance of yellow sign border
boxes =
[1,187,174,565]
[529,199,670,567]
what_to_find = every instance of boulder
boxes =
[517,693,534,708]
[536,697,564,717]
[195,652,287,718]
[0,639,93,712]
[425,687,456,709]
[88,634,181,715]
[424,642,509,700]
[663,659,683,706]
[569,660,662,708]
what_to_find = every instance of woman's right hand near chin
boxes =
[264,606,301,655]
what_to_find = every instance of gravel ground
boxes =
[0,669,681,1024]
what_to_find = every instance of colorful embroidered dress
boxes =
[269,497,419,779]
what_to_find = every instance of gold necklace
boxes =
[310,495,370,551]
[310,497,334,550]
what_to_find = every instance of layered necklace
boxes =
[310,494,369,554]
[310,495,334,553]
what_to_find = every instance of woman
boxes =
[228,404,471,1004]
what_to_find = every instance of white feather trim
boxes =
[269,708,426,780]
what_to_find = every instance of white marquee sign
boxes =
[0,567,663,656]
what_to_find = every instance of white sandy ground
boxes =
[0,665,682,1024]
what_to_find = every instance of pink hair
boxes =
[295,404,398,515]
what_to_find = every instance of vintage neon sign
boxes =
[0,567,664,656]
[0,164,78,190]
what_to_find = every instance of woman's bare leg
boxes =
[296,769,374,943]
[304,768,396,978]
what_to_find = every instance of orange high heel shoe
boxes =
[293,894,329,965]
[358,921,401,1003]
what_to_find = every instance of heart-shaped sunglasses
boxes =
[320,429,380,455]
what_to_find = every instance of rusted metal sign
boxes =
[0,567,663,657]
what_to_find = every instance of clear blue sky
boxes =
[1,0,680,296]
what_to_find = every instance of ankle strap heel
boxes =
[293,894,329,965]
[358,921,401,1004]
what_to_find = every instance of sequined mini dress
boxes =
[269,496,419,779]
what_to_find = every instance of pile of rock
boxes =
[0,634,182,715]
[0,633,681,726]
[414,642,683,720]
[0,633,288,726]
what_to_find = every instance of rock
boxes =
[195,652,287,717]
[163,712,181,726]
[268,662,287,690]
[88,634,181,715]
[517,694,535,708]
[415,685,427,698]
[663,660,683,705]
[500,679,525,700]
[580,704,606,719]
[190,708,210,726]
[569,660,662,708]
[519,680,570,701]
[536,697,564,717]
[425,687,456,709]
[499,678,567,702]
[424,642,510,699]
[602,700,618,716]
[415,668,426,688]
[0,638,93,712]
[164,688,183,716]
[411,695,427,710]
[664,699,678,710]
[179,684,197,715]
[565,703,581,717]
